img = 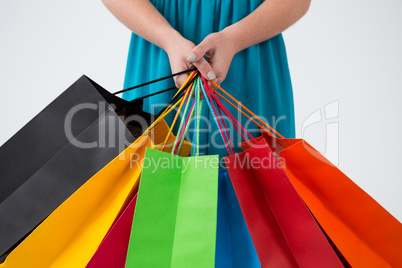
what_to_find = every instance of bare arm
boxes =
[102,0,214,87]
[226,0,311,54]
[102,0,311,87]
[102,0,179,51]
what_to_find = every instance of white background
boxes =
[0,1,401,220]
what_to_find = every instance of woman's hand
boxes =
[187,30,238,88]
[164,37,196,89]
[165,34,216,89]
[103,0,310,89]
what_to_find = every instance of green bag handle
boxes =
[191,79,203,156]
[172,77,202,156]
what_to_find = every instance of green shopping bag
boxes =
[125,76,219,268]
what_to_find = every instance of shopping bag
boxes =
[0,121,190,268]
[225,138,343,267]
[86,193,138,268]
[0,134,149,268]
[258,130,402,267]
[197,79,343,267]
[0,69,195,259]
[125,76,219,268]
[84,119,193,268]
[126,149,219,268]
[215,170,261,268]
[0,75,138,258]
[209,80,402,267]
[0,119,192,268]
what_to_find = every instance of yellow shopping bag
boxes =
[0,118,191,268]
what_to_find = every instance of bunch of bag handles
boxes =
[115,68,285,155]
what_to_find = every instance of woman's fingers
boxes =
[174,73,188,89]
[194,59,216,81]
[187,39,209,62]
[187,41,216,82]
[189,56,216,82]
[208,78,223,92]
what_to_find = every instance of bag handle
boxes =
[171,77,197,155]
[160,72,199,152]
[113,68,196,113]
[155,72,199,127]
[161,74,205,156]
[199,77,234,155]
[173,77,204,156]
[113,68,196,95]
[190,79,203,156]
[202,77,255,140]
[210,80,285,139]
[175,78,204,156]
[200,77,257,155]
[138,71,198,141]
[174,101,195,155]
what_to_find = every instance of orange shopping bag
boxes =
[262,132,402,268]
[212,81,402,268]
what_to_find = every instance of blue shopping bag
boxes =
[215,170,261,268]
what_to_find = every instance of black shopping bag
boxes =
[0,70,191,260]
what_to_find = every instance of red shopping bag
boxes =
[224,138,343,267]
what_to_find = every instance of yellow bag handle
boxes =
[160,72,198,151]
[140,71,197,141]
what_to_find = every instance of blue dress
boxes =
[123,0,295,158]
